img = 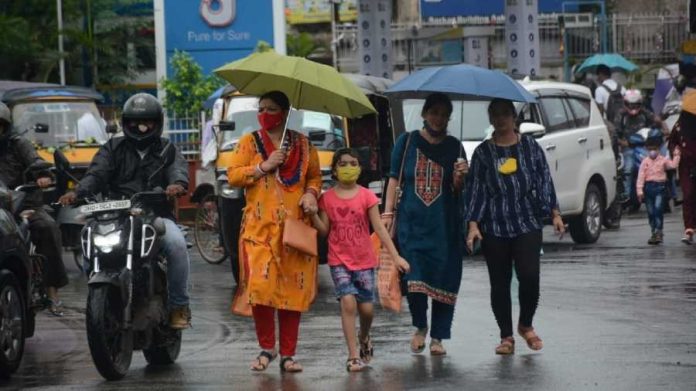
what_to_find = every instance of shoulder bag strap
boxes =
[392,132,414,235]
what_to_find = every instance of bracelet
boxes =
[381,212,394,217]
[304,188,318,198]
[255,163,267,175]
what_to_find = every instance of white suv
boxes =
[396,80,618,244]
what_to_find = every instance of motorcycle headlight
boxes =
[93,230,122,254]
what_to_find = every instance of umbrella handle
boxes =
[279,104,292,150]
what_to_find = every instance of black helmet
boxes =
[121,93,163,148]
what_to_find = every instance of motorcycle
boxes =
[55,147,183,381]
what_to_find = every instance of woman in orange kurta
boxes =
[228,91,322,373]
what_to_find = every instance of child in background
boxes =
[637,137,681,244]
[310,148,409,372]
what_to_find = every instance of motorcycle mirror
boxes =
[33,123,49,133]
[218,121,235,132]
[105,123,119,134]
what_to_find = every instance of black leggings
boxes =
[481,231,542,339]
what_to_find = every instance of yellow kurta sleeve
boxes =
[305,144,322,194]
[227,134,260,187]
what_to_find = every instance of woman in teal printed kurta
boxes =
[382,93,468,355]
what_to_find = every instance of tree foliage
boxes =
[0,0,153,85]
[287,32,320,58]
[160,50,224,117]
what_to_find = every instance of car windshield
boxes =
[11,101,108,145]
[401,99,526,141]
[220,97,345,151]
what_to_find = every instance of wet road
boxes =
[2,210,695,390]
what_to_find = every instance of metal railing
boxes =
[335,12,689,72]
[164,115,201,161]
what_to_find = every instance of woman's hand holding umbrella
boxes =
[260,150,287,173]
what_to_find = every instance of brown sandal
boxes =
[495,337,515,355]
[429,339,447,356]
[410,328,428,353]
[518,326,543,351]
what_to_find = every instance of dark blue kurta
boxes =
[390,131,464,305]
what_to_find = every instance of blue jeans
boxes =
[622,147,635,200]
[644,182,666,233]
[407,293,455,340]
[161,218,190,308]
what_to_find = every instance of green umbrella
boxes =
[214,51,376,119]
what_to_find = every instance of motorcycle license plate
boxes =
[80,200,132,214]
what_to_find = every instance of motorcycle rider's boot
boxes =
[169,306,191,330]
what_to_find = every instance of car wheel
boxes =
[569,183,603,244]
[0,270,26,378]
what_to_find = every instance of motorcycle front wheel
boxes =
[86,284,133,381]
[143,328,181,365]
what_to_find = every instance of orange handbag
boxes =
[282,217,318,256]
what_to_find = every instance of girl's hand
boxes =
[552,214,565,239]
[466,227,483,253]
[299,192,318,215]
[396,256,410,273]
[380,213,394,231]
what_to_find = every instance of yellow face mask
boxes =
[497,157,518,175]
[336,166,361,184]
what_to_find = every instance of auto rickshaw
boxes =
[191,76,394,283]
[0,85,111,269]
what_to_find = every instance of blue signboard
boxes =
[162,0,279,76]
[420,0,578,18]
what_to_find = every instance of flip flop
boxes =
[346,358,365,372]
[250,350,277,371]
[280,356,303,373]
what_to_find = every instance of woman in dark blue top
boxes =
[465,98,565,355]
[382,93,468,356]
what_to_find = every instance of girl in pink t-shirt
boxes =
[310,148,408,372]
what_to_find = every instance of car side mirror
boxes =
[519,122,546,138]
[106,124,119,134]
[33,123,49,133]
[308,130,326,142]
[218,121,235,132]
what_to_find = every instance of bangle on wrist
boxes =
[381,212,394,217]
[255,163,267,175]
[304,188,318,198]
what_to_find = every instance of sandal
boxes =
[48,299,64,317]
[518,326,543,351]
[429,339,447,356]
[345,358,365,372]
[410,328,428,354]
[280,356,303,373]
[250,350,277,371]
[359,334,373,363]
[495,337,515,355]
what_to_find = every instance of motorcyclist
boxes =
[58,93,192,329]
[0,102,68,316]
[615,89,663,204]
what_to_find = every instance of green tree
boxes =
[0,0,152,85]
[286,32,319,58]
[160,50,224,117]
